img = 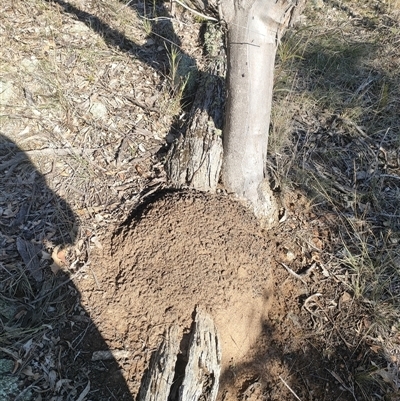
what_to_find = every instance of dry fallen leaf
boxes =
[21,365,40,380]
[16,237,43,282]
[370,344,381,353]
[50,263,60,275]
[76,380,90,401]
[91,236,103,250]
[41,250,52,260]
[375,368,400,390]
[92,350,130,361]
[340,291,352,303]
[50,245,66,274]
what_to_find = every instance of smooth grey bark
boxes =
[221,0,305,226]
[167,0,306,226]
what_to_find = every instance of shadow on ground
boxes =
[44,0,224,144]
[217,294,383,401]
[0,132,381,400]
[0,134,133,400]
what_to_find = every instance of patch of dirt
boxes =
[69,189,377,400]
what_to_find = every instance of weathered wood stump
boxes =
[138,326,180,401]
[166,23,226,192]
[138,307,221,401]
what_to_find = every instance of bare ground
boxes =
[78,189,384,400]
[1,0,399,400]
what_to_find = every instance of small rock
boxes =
[90,101,108,120]
[0,80,14,105]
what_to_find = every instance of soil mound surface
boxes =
[77,190,359,400]
[92,190,275,376]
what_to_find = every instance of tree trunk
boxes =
[166,0,306,225]
[221,0,304,226]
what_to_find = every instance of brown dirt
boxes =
[69,189,376,400]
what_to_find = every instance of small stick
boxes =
[30,271,81,305]
[279,376,302,401]
[327,370,357,401]
[278,262,308,286]
[303,293,324,318]
[173,0,218,21]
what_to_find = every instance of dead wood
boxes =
[166,23,226,192]
[138,325,180,401]
[138,307,221,401]
[178,307,221,401]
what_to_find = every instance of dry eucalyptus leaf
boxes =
[375,368,400,389]
[91,236,103,250]
[76,381,90,401]
[340,291,352,303]
[16,237,43,282]
[50,263,60,275]
[92,350,130,361]
[50,245,66,274]
[41,250,52,260]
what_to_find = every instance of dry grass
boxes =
[0,0,205,398]
[0,0,203,211]
[271,0,400,397]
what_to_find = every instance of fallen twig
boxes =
[0,148,98,171]
[279,375,302,401]
[30,271,81,305]
[327,369,357,401]
[302,293,324,318]
[278,261,308,286]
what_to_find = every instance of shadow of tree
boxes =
[46,0,183,68]
[45,0,224,141]
[0,134,133,400]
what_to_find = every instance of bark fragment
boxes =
[179,307,221,401]
[138,326,180,401]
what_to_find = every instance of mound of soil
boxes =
[72,190,368,400]
[110,191,275,374]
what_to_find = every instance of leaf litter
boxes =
[0,0,399,400]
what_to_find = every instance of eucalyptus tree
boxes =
[167,0,306,227]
